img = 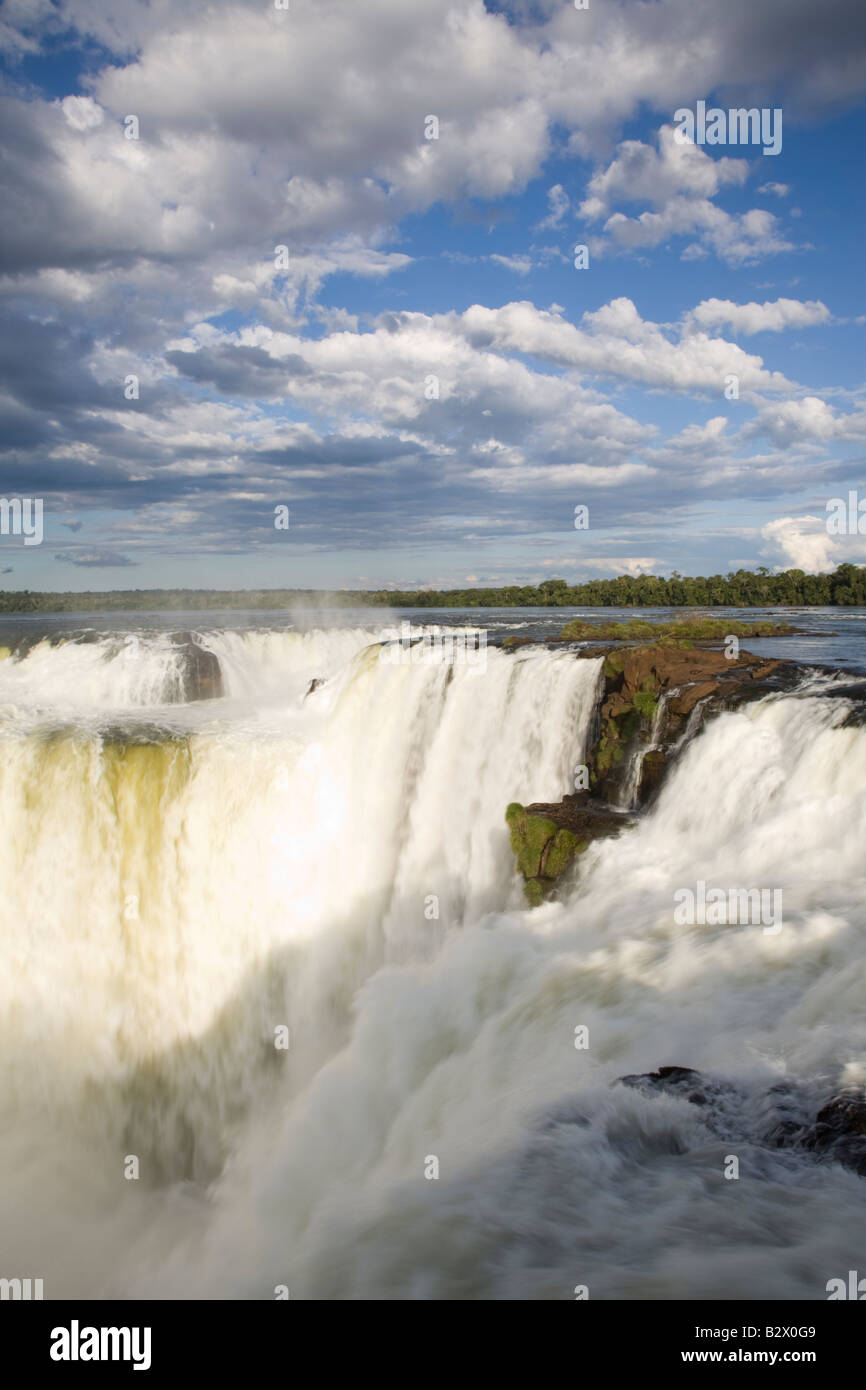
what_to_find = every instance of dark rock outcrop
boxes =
[506,797,631,905]
[589,644,784,805]
[800,1092,866,1177]
[505,639,789,904]
[615,1067,866,1179]
[636,748,667,802]
[170,632,223,701]
[619,1065,709,1101]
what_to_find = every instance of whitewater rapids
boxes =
[0,625,865,1299]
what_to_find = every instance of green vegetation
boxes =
[505,803,558,880]
[632,689,660,719]
[505,802,581,905]
[0,563,864,614]
[558,616,800,642]
[543,829,583,879]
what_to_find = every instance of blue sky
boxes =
[0,0,865,591]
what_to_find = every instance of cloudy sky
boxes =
[1,0,865,592]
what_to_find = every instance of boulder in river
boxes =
[170,632,223,701]
[506,796,632,905]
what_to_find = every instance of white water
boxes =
[0,626,387,722]
[1,628,865,1300]
[0,632,192,715]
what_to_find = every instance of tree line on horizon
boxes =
[0,564,864,612]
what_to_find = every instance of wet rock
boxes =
[840,702,866,729]
[618,1066,709,1105]
[614,1069,866,1179]
[170,633,223,701]
[636,748,667,805]
[763,1088,866,1176]
[800,1091,866,1176]
[666,681,720,719]
[505,640,791,904]
[505,798,630,905]
[522,795,632,840]
[584,644,785,805]
[505,804,580,906]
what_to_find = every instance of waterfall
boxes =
[1,625,865,1299]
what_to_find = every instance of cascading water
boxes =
[1,625,865,1300]
[617,688,673,810]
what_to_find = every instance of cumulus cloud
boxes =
[1,0,865,579]
[579,126,748,220]
[579,126,796,265]
[455,298,792,393]
[689,297,831,334]
[667,417,729,449]
[748,396,866,447]
[2,0,862,279]
[760,515,866,572]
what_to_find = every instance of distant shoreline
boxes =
[0,564,865,612]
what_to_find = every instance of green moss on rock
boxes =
[542,827,579,878]
[506,805,585,904]
[633,689,659,719]
[506,804,558,878]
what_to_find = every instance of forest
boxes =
[0,564,864,613]
[0,561,861,611]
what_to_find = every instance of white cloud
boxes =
[689,297,831,335]
[537,183,570,229]
[2,0,865,577]
[489,254,533,275]
[750,396,866,447]
[760,515,865,572]
[668,417,729,448]
[5,0,859,279]
[537,555,657,575]
[580,125,796,265]
[60,96,104,132]
[468,462,656,491]
[455,298,793,394]
[579,125,748,220]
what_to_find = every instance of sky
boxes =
[0,0,865,593]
